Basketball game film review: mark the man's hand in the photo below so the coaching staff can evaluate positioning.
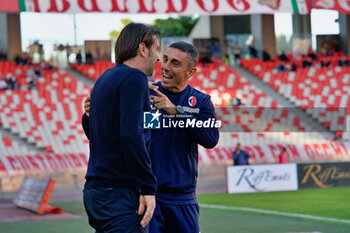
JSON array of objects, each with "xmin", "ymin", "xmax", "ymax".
[
  {"xmin": 138, "ymin": 195, "xmax": 156, "ymax": 228},
  {"xmin": 84, "ymin": 96, "xmax": 90, "ymax": 117},
  {"xmin": 150, "ymin": 89, "xmax": 177, "ymax": 115}
]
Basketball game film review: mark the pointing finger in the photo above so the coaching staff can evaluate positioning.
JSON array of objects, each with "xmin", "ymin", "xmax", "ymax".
[{"xmin": 153, "ymin": 88, "xmax": 165, "ymax": 97}]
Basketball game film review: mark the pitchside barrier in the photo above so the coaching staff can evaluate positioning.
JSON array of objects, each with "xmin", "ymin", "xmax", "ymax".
[
  {"xmin": 298, "ymin": 162, "xmax": 350, "ymax": 189},
  {"xmin": 227, "ymin": 162, "xmax": 350, "ymax": 193},
  {"xmin": 13, "ymin": 178, "xmax": 56, "ymax": 214},
  {"xmin": 227, "ymin": 164, "xmax": 299, "ymax": 193}
]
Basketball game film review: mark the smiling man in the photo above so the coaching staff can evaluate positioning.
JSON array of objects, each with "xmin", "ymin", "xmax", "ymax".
[{"xmin": 147, "ymin": 41, "xmax": 219, "ymax": 233}]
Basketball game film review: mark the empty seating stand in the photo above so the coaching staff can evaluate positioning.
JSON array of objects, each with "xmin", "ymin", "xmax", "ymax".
[
  {"xmin": 71, "ymin": 61, "xmax": 115, "ymax": 81},
  {"xmin": 0, "ymin": 62, "xmax": 90, "ymax": 155},
  {"xmin": 241, "ymin": 55, "xmax": 349, "ymax": 135}
]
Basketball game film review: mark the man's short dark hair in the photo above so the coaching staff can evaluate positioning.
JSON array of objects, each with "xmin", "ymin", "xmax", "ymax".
[
  {"xmin": 115, "ymin": 23, "xmax": 160, "ymax": 64},
  {"xmin": 169, "ymin": 41, "xmax": 199, "ymax": 68}
]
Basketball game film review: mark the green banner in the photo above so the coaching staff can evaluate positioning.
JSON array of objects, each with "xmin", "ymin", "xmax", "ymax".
[
  {"xmin": 18, "ymin": 0, "xmax": 26, "ymax": 12},
  {"xmin": 291, "ymin": 0, "xmax": 299, "ymax": 14}
]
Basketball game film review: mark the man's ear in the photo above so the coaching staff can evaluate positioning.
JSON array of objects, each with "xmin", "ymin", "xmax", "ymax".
[
  {"xmin": 138, "ymin": 43, "xmax": 148, "ymax": 58},
  {"xmin": 187, "ymin": 67, "xmax": 197, "ymax": 79}
]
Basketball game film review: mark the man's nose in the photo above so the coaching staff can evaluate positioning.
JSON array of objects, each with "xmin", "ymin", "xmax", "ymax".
[{"xmin": 162, "ymin": 61, "xmax": 170, "ymax": 71}]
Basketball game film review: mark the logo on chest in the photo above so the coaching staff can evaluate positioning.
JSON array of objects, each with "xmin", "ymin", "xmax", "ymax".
[{"xmin": 188, "ymin": 96, "xmax": 197, "ymax": 107}]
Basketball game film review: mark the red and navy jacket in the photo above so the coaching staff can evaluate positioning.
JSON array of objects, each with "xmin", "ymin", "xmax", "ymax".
[{"xmin": 149, "ymin": 81, "xmax": 219, "ymax": 202}]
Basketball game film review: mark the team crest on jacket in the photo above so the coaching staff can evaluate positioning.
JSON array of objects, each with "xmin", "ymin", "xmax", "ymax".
[{"xmin": 188, "ymin": 96, "xmax": 197, "ymax": 107}]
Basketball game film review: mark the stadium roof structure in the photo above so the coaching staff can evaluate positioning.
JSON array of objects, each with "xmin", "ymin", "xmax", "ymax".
[{"xmin": 0, "ymin": 0, "xmax": 349, "ymax": 15}]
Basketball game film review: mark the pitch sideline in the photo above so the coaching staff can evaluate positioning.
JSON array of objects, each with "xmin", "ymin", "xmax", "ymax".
[{"xmin": 199, "ymin": 203, "xmax": 350, "ymax": 224}]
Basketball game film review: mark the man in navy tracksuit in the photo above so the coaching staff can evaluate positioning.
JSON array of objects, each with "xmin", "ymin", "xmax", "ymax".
[
  {"xmin": 82, "ymin": 23, "xmax": 161, "ymax": 233},
  {"xmin": 232, "ymin": 143, "xmax": 250, "ymax": 166},
  {"xmin": 148, "ymin": 42, "xmax": 219, "ymax": 233},
  {"xmin": 83, "ymin": 42, "xmax": 219, "ymax": 232}
]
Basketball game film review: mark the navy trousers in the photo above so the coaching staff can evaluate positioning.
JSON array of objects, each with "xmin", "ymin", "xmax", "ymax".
[
  {"xmin": 83, "ymin": 187, "xmax": 148, "ymax": 233},
  {"xmin": 149, "ymin": 200, "xmax": 200, "ymax": 233}
]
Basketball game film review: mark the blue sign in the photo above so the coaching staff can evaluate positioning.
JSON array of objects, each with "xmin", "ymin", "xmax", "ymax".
[{"xmin": 143, "ymin": 110, "xmax": 161, "ymax": 129}]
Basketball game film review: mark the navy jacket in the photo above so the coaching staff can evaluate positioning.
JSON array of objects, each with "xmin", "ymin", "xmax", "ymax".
[
  {"xmin": 149, "ymin": 82, "xmax": 219, "ymax": 201},
  {"xmin": 233, "ymin": 150, "xmax": 250, "ymax": 166},
  {"xmin": 82, "ymin": 64, "xmax": 157, "ymax": 195}
]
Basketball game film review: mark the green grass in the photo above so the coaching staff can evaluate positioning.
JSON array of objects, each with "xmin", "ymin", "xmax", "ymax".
[
  {"xmin": 1, "ymin": 188, "xmax": 350, "ymax": 233},
  {"xmin": 1, "ymin": 206, "xmax": 349, "ymax": 233},
  {"xmin": 197, "ymin": 186, "xmax": 350, "ymax": 220},
  {"xmin": 199, "ymin": 208, "xmax": 350, "ymax": 233},
  {"xmin": 50, "ymin": 201, "xmax": 86, "ymax": 215},
  {"xmin": 0, "ymin": 219, "xmax": 92, "ymax": 233},
  {"xmin": 0, "ymin": 201, "xmax": 91, "ymax": 233}
]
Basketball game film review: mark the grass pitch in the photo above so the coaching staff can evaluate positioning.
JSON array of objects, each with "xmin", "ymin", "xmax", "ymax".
[
  {"xmin": 197, "ymin": 186, "xmax": 350, "ymax": 220},
  {"xmin": 0, "ymin": 187, "xmax": 349, "ymax": 233}
]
